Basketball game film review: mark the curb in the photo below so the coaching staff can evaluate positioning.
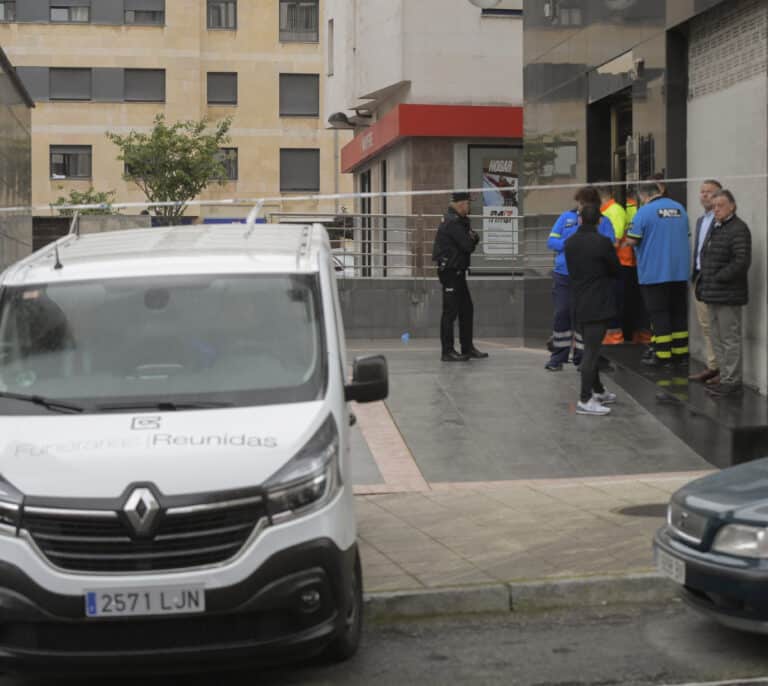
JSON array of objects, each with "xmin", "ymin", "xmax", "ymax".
[{"xmin": 364, "ymin": 573, "xmax": 679, "ymax": 622}]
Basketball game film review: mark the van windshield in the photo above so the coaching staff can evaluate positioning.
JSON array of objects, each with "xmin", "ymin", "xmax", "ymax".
[{"xmin": 0, "ymin": 274, "xmax": 326, "ymax": 413}]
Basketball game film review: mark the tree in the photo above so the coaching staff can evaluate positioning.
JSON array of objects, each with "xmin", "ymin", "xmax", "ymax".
[
  {"xmin": 107, "ymin": 114, "xmax": 232, "ymax": 223},
  {"xmin": 52, "ymin": 187, "xmax": 118, "ymax": 216}
]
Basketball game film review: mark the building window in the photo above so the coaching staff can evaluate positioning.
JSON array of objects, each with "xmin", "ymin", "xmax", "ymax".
[
  {"xmin": 124, "ymin": 69, "xmax": 165, "ymax": 102},
  {"xmin": 0, "ymin": 1, "xmax": 16, "ymax": 21},
  {"xmin": 213, "ymin": 148, "xmax": 238, "ymax": 181},
  {"xmin": 125, "ymin": 10, "xmax": 164, "ymax": 24},
  {"xmin": 327, "ymin": 18, "xmax": 334, "ymax": 76},
  {"xmin": 207, "ymin": 72, "xmax": 238, "ymax": 105},
  {"xmin": 50, "ymin": 68, "xmax": 92, "ymax": 101},
  {"xmin": 207, "ymin": 0, "xmax": 236, "ymax": 29},
  {"xmin": 280, "ymin": 0, "xmax": 318, "ymax": 42},
  {"xmin": 50, "ymin": 145, "xmax": 92, "ymax": 179},
  {"xmin": 279, "ymin": 74, "xmax": 319, "ymax": 117},
  {"xmin": 50, "ymin": 5, "xmax": 90, "ymax": 22},
  {"xmin": 280, "ymin": 149, "xmax": 320, "ymax": 192}
]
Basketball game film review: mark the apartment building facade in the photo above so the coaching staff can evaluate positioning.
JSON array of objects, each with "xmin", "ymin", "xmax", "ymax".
[{"xmin": 0, "ymin": 0, "xmax": 349, "ymax": 222}]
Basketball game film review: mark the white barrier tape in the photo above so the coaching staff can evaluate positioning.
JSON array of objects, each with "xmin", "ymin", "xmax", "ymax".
[{"xmin": 1, "ymin": 172, "xmax": 767, "ymax": 215}]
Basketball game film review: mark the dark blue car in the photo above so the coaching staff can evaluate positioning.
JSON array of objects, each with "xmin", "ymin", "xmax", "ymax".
[{"xmin": 654, "ymin": 460, "xmax": 768, "ymax": 632}]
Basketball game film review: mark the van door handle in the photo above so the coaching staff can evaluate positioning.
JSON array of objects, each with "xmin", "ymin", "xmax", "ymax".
[{"xmin": 349, "ymin": 412, "xmax": 357, "ymax": 427}]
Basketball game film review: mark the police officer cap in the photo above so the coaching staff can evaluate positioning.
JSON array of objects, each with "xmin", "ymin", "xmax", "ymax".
[{"xmin": 452, "ymin": 192, "xmax": 471, "ymax": 202}]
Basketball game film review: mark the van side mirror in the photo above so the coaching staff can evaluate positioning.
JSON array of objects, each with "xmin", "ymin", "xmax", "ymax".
[{"xmin": 345, "ymin": 355, "xmax": 388, "ymax": 403}]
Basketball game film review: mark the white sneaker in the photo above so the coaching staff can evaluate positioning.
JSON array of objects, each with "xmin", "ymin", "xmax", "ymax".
[
  {"xmin": 593, "ymin": 390, "xmax": 617, "ymax": 405},
  {"xmin": 577, "ymin": 398, "xmax": 611, "ymax": 416}
]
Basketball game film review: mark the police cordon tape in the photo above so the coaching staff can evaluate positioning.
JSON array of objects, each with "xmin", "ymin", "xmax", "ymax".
[{"xmin": 0, "ymin": 172, "xmax": 767, "ymax": 217}]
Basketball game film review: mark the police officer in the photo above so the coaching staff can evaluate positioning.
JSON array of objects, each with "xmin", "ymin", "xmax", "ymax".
[
  {"xmin": 432, "ymin": 192, "xmax": 488, "ymax": 362},
  {"xmin": 625, "ymin": 181, "xmax": 691, "ymax": 367}
]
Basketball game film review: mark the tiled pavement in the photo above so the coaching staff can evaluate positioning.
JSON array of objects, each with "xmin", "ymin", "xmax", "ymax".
[
  {"xmin": 347, "ymin": 339, "xmax": 714, "ymax": 594},
  {"xmin": 356, "ymin": 474, "xmax": 709, "ymax": 592}
]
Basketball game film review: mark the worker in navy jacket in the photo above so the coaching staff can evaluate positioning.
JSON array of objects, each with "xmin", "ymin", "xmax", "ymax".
[{"xmin": 545, "ymin": 186, "xmax": 615, "ymax": 371}]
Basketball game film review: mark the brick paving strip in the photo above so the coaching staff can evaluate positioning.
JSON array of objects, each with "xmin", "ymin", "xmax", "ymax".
[{"xmin": 356, "ymin": 472, "xmax": 712, "ymax": 595}]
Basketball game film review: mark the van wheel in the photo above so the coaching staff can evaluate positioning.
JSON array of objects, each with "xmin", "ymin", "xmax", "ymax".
[{"xmin": 323, "ymin": 552, "xmax": 363, "ymax": 663}]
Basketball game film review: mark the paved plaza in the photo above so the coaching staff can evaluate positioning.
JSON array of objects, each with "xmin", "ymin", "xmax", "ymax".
[{"xmin": 348, "ymin": 339, "xmax": 712, "ymax": 593}]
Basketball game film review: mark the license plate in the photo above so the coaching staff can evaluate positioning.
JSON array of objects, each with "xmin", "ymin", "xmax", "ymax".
[
  {"xmin": 85, "ymin": 586, "xmax": 205, "ymax": 618},
  {"xmin": 656, "ymin": 548, "xmax": 686, "ymax": 585}
]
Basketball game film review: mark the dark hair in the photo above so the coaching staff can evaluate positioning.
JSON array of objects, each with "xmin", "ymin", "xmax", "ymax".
[
  {"xmin": 579, "ymin": 203, "xmax": 601, "ymax": 227},
  {"xmin": 713, "ymin": 189, "xmax": 737, "ymax": 206},
  {"xmin": 574, "ymin": 186, "xmax": 600, "ymax": 206},
  {"xmin": 703, "ymin": 179, "xmax": 723, "ymax": 190},
  {"xmin": 636, "ymin": 181, "xmax": 661, "ymax": 198}
]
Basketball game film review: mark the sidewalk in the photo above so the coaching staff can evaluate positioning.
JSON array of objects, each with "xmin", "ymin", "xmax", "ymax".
[
  {"xmin": 356, "ymin": 472, "xmax": 707, "ymax": 593},
  {"xmin": 347, "ymin": 339, "xmax": 713, "ymax": 612}
]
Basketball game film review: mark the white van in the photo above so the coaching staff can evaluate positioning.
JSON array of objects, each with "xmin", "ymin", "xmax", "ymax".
[{"xmin": 0, "ymin": 223, "xmax": 387, "ymax": 672}]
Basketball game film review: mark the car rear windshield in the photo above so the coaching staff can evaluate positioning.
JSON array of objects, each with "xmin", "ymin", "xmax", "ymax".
[{"xmin": 0, "ymin": 273, "xmax": 326, "ymax": 412}]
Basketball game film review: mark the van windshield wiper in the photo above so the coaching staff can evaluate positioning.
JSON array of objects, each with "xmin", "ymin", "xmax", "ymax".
[
  {"xmin": 96, "ymin": 401, "xmax": 235, "ymax": 412},
  {"xmin": 0, "ymin": 391, "xmax": 84, "ymax": 414}
]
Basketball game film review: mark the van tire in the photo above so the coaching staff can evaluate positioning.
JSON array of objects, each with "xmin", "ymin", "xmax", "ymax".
[{"xmin": 323, "ymin": 551, "xmax": 363, "ymax": 663}]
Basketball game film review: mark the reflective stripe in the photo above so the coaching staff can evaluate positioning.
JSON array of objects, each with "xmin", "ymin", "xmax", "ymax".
[
  {"xmin": 657, "ymin": 351, "xmax": 672, "ymax": 359},
  {"xmin": 573, "ymin": 341, "xmax": 584, "ymax": 350},
  {"xmin": 549, "ymin": 233, "xmax": 562, "ymax": 238},
  {"xmin": 671, "ymin": 332, "xmax": 689, "ymax": 340},
  {"xmin": 655, "ymin": 335, "xmax": 673, "ymax": 344},
  {"xmin": 672, "ymin": 346, "xmax": 690, "ymax": 355},
  {"xmin": 553, "ymin": 331, "xmax": 573, "ymax": 339}
]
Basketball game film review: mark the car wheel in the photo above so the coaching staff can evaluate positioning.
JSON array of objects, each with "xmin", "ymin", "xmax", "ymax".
[{"xmin": 323, "ymin": 552, "xmax": 363, "ymax": 663}]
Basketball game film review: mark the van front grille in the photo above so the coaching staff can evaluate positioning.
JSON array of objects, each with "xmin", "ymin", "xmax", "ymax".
[{"xmin": 21, "ymin": 495, "xmax": 267, "ymax": 573}]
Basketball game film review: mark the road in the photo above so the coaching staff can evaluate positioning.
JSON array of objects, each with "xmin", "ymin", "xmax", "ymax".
[{"xmin": 9, "ymin": 602, "xmax": 768, "ymax": 686}]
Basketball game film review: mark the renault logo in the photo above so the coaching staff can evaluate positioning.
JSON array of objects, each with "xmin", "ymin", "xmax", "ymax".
[{"xmin": 123, "ymin": 488, "xmax": 160, "ymax": 537}]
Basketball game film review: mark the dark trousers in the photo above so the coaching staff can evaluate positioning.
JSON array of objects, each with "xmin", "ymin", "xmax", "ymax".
[
  {"xmin": 580, "ymin": 321, "xmax": 608, "ymax": 402},
  {"xmin": 641, "ymin": 282, "xmax": 688, "ymax": 360},
  {"xmin": 549, "ymin": 272, "xmax": 583, "ymax": 366},
  {"xmin": 440, "ymin": 270, "xmax": 474, "ymax": 354},
  {"xmin": 620, "ymin": 266, "xmax": 649, "ymax": 338}
]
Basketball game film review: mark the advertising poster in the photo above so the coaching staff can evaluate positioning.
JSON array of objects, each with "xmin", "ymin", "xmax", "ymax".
[{"xmin": 482, "ymin": 159, "xmax": 519, "ymax": 256}]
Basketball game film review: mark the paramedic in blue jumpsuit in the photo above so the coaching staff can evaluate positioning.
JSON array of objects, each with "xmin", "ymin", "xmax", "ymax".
[
  {"xmin": 625, "ymin": 181, "xmax": 691, "ymax": 367},
  {"xmin": 545, "ymin": 186, "xmax": 616, "ymax": 371}
]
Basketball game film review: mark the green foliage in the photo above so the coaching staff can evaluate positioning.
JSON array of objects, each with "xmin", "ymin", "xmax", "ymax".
[
  {"xmin": 107, "ymin": 114, "xmax": 232, "ymax": 221},
  {"xmin": 52, "ymin": 187, "xmax": 118, "ymax": 216}
]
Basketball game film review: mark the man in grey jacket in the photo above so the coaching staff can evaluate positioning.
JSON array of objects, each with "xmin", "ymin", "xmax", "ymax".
[{"xmin": 697, "ymin": 190, "xmax": 752, "ymax": 397}]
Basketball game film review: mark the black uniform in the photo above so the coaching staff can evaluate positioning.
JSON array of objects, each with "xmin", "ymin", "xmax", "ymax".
[{"xmin": 432, "ymin": 207, "xmax": 479, "ymax": 355}]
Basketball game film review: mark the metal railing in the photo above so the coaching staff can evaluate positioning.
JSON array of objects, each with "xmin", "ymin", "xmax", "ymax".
[{"xmin": 268, "ymin": 211, "xmax": 556, "ymax": 278}]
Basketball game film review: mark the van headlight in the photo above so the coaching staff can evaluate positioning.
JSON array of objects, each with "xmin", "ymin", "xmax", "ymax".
[
  {"xmin": 265, "ymin": 415, "xmax": 341, "ymax": 524},
  {"xmin": 712, "ymin": 524, "xmax": 768, "ymax": 558}
]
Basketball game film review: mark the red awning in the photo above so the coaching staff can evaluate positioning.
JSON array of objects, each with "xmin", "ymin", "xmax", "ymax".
[{"xmin": 341, "ymin": 104, "xmax": 523, "ymax": 173}]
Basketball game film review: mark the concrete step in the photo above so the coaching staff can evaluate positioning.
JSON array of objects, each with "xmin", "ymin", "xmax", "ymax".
[{"xmin": 604, "ymin": 345, "xmax": 768, "ymax": 468}]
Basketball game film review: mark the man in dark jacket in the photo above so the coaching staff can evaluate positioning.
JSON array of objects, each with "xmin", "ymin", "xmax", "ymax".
[
  {"xmin": 564, "ymin": 204, "xmax": 621, "ymax": 416},
  {"xmin": 697, "ymin": 190, "xmax": 751, "ymax": 397},
  {"xmin": 432, "ymin": 192, "xmax": 488, "ymax": 362}
]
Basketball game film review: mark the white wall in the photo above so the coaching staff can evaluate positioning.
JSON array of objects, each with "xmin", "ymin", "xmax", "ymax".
[
  {"xmin": 323, "ymin": 0, "xmax": 523, "ymax": 122},
  {"xmin": 403, "ymin": 1, "xmax": 523, "ymax": 105},
  {"xmin": 687, "ymin": 74, "xmax": 768, "ymax": 393}
]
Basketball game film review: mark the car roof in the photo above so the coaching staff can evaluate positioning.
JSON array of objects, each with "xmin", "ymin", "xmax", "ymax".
[{"xmin": 1, "ymin": 223, "xmax": 330, "ymax": 286}]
